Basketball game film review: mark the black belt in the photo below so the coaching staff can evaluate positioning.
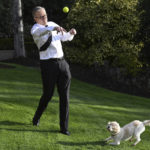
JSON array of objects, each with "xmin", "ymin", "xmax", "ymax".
[
  {"xmin": 49, "ymin": 57, "xmax": 64, "ymax": 61},
  {"xmin": 40, "ymin": 57, "xmax": 64, "ymax": 62}
]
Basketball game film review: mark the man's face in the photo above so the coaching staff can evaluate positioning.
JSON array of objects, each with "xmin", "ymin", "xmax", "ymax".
[{"xmin": 34, "ymin": 8, "xmax": 47, "ymax": 26}]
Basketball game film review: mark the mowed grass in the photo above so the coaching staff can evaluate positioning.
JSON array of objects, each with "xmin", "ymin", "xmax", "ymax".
[{"xmin": 0, "ymin": 62, "xmax": 150, "ymax": 150}]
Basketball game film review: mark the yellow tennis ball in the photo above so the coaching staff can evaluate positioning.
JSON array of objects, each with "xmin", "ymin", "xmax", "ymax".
[{"xmin": 63, "ymin": 7, "xmax": 69, "ymax": 13}]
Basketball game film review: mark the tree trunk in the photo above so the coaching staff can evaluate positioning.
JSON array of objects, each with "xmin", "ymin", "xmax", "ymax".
[{"xmin": 13, "ymin": 0, "xmax": 25, "ymax": 57}]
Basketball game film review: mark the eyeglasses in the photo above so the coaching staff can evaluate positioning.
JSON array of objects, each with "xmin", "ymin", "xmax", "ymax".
[{"xmin": 35, "ymin": 15, "xmax": 47, "ymax": 20}]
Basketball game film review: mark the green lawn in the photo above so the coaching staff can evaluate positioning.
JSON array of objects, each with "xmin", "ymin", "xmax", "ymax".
[{"xmin": 0, "ymin": 62, "xmax": 150, "ymax": 150}]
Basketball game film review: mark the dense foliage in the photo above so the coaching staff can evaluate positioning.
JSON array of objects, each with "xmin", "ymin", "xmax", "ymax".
[
  {"xmin": 0, "ymin": 0, "xmax": 13, "ymax": 36},
  {"xmin": 0, "ymin": 0, "xmax": 150, "ymax": 74},
  {"xmin": 63, "ymin": 0, "xmax": 143, "ymax": 73},
  {"xmin": 138, "ymin": 0, "xmax": 150, "ymax": 64}
]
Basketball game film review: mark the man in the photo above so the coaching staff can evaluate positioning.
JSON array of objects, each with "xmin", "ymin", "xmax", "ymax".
[{"xmin": 31, "ymin": 6, "xmax": 76, "ymax": 135}]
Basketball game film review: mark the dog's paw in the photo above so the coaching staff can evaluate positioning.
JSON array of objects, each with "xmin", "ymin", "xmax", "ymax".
[{"xmin": 109, "ymin": 142, "xmax": 120, "ymax": 146}]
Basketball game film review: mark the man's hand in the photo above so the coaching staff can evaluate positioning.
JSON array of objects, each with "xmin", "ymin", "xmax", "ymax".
[
  {"xmin": 54, "ymin": 27, "xmax": 67, "ymax": 34},
  {"xmin": 69, "ymin": 28, "xmax": 77, "ymax": 35}
]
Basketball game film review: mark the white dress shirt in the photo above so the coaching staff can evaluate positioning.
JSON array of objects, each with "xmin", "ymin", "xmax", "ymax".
[{"xmin": 31, "ymin": 21, "xmax": 74, "ymax": 60}]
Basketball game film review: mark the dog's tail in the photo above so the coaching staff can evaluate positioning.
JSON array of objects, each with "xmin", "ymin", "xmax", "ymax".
[{"xmin": 143, "ymin": 120, "xmax": 150, "ymax": 126}]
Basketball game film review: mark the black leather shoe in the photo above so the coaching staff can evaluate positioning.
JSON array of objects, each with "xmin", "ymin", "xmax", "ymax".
[
  {"xmin": 60, "ymin": 130, "xmax": 70, "ymax": 136},
  {"xmin": 32, "ymin": 119, "xmax": 40, "ymax": 126}
]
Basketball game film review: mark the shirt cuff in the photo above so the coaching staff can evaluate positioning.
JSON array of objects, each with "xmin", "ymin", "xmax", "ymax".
[{"xmin": 47, "ymin": 26, "xmax": 55, "ymax": 31}]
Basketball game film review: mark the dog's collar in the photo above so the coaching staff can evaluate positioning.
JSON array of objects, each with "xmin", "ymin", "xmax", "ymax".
[
  {"xmin": 110, "ymin": 128, "xmax": 121, "ymax": 136},
  {"xmin": 111, "ymin": 132, "xmax": 119, "ymax": 136}
]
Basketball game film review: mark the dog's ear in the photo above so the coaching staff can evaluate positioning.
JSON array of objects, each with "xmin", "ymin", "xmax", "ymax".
[{"xmin": 114, "ymin": 121, "xmax": 120, "ymax": 127}]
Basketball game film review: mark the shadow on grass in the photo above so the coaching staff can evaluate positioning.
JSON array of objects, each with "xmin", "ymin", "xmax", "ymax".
[
  {"xmin": 0, "ymin": 120, "xmax": 58, "ymax": 133},
  {"xmin": 0, "ymin": 127, "xmax": 58, "ymax": 133},
  {"xmin": 58, "ymin": 140, "xmax": 107, "ymax": 146},
  {"xmin": 0, "ymin": 121, "xmax": 27, "ymax": 126}
]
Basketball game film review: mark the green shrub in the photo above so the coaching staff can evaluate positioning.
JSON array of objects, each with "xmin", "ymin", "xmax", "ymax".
[
  {"xmin": 64, "ymin": 0, "xmax": 143, "ymax": 73},
  {"xmin": 0, "ymin": 38, "xmax": 13, "ymax": 50}
]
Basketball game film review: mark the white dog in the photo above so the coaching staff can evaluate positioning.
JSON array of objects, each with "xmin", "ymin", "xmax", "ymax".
[{"xmin": 105, "ymin": 120, "xmax": 150, "ymax": 146}]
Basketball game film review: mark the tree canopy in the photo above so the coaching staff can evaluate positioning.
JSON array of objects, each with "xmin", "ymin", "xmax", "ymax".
[
  {"xmin": 63, "ymin": 0, "xmax": 146, "ymax": 73},
  {"xmin": 0, "ymin": 0, "xmax": 150, "ymax": 74},
  {"xmin": 0, "ymin": 0, "xmax": 13, "ymax": 36}
]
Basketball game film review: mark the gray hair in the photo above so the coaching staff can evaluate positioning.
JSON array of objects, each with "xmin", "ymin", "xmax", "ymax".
[{"xmin": 32, "ymin": 6, "xmax": 45, "ymax": 17}]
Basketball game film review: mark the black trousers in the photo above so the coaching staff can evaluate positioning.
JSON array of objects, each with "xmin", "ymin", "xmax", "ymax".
[{"xmin": 33, "ymin": 58, "xmax": 71, "ymax": 131}]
